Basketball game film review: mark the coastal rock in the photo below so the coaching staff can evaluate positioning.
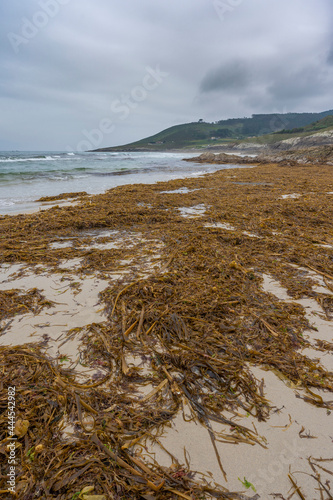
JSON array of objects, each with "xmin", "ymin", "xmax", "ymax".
[
  {"xmin": 271, "ymin": 130, "xmax": 333, "ymax": 151},
  {"xmin": 186, "ymin": 145, "xmax": 333, "ymax": 166},
  {"xmin": 195, "ymin": 152, "xmax": 216, "ymax": 162},
  {"xmin": 186, "ymin": 152, "xmax": 259, "ymax": 164},
  {"xmin": 233, "ymin": 141, "xmax": 267, "ymax": 150}
]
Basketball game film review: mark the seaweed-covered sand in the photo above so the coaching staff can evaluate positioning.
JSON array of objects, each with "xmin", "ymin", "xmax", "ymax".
[{"xmin": 0, "ymin": 161, "xmax": 333, "ymax": 499}]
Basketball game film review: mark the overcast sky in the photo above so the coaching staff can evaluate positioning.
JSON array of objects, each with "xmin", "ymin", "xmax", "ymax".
[{"xmin": 1, "ymin": 0, "xmax": 333, "ymax": 151}]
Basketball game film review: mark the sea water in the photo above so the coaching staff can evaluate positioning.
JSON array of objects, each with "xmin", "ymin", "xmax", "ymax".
[{"xmin": 0, "ymin": 151, "xmax": 246, "ymax": 215}]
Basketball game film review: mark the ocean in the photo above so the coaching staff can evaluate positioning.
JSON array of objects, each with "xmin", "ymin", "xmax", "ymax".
[{"xmin": 0, "ymin": 151, "xmax": 245, "ymax": 215}]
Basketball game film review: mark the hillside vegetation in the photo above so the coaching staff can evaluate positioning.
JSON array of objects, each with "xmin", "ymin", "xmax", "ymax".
[
  {"xmin": 245, "ymin": 115, "xmax": 333, "ymax": 146},
  {"xmin": 93, "ymin": 110, "xmax": 333, "ymax": 151}
]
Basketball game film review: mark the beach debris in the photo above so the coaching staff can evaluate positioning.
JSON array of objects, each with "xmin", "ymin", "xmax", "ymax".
[
  {"xmin": 79, "ymin": 486, "xmax": 106, "ymax": 500},
  {"xmin": 0, "ymin": 161, "xmax": 333, "ymax": 498},
  {"xmin": 0, "ymin": 288, "xmax": 53, "ymax": 323},
  {"xmin": 36, "ymin": 191, "xmax": 88, "ymax": 202},
  {"xmin": 238, "ymin": 477, "xmax": 256, "ymax": 492},
  {"xmin": 14, "ymin": 419, "xmax": 29, "ymax": 438}
]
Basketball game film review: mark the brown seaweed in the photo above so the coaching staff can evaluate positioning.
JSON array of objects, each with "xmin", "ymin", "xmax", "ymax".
[
  {"xmin": 36, "ymin": 192, "xmax": 89, "ymax": 202},
  {"xmin": 0, "ymin": 161, "xmax": 333, "ymax": 498}
]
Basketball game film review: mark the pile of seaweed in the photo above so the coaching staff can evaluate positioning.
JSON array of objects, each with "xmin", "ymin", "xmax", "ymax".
[
  {"xmin": 1, "ymin": 161, "xmax": 333, "ymax": 498},
  {"xmin": 37, "ymin": 192, "xmax": 89, "ymax": 202},
  {"xmin": 1, "ymin": 343, "xmax": 266, "ymax": 500},
  {"xmin": 0, "ymin": 289, "xmax": 53, "ymax": 334}
]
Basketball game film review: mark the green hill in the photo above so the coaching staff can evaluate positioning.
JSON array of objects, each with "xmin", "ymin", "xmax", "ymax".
[
  {"xmin": 93, "ymin": 110, "xmax": 333, "ymax": 151},
  {"xmin": 244, "ymin": 115, "xmax": 333, "ymax": 146}
]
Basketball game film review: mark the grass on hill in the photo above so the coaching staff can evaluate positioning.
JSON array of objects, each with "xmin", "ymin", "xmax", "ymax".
[
  {"xmin": 244, "ymin": 115, "xmax": 333, "ymax": 146},
  {"xmin": 93, "ymin": 111, "xmax": 333, "ymax": 151}
]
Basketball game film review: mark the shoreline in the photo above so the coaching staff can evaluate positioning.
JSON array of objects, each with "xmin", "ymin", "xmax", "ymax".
[
  {"xmin": 1, "ymin": 162, "xmax": 333, "ymax": 498},
  {"xmin": 0, "ymin": 154, "xmax": 253, "ymax": 217},
  {"xmin": 2, "ymin": 198, "xmax": 82, "ymax": 216}
]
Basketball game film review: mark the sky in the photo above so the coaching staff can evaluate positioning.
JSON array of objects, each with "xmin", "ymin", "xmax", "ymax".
[{"xmin": 1, "ymin": 0, "xmax": 333, "ymax": 151}]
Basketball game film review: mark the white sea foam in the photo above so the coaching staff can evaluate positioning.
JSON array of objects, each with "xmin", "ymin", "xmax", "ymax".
[
  {"xmin": 0, "ymin": 156, "xmax": 59, "ymax": 163},
  {"xmin": 0, "ymin": 200, "xmax": 15, "ymax": 207}
]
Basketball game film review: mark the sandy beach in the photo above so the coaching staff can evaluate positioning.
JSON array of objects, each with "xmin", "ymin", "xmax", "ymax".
[{"xmin": 1, "ymin": 160, "xmax": 333, "ymax": 499}]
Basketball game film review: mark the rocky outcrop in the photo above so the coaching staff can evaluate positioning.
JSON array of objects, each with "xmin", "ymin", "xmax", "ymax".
[
  {"xmin": 271, "ymin": 130, "xmax": 333, "ymax": 151},
  {"xmin": 185, "ymin": 145, "xmax": 333, "ymax": 166},
  {"xmin": 203, "ymin": 128, "xmax": 333, "ymax": 156},
  {"xmin": 232, "ymin": 142, "xmax": 267, "ymax": 151},
  {"xmin": 186, "ymin": 152, "xmax": 257, "ymax": 164}
]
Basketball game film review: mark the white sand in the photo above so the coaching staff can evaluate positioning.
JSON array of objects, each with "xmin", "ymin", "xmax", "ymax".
[
  {"xmin": 280, "ymin": 193, "xmax": 302, "ymax": 199},
  {"xmin": 178, "ymin": 204, "xmax": 208, "ymax": 217},
  {"xmin": 1, "ymin": 222, "xmax": 332, "ymax": 497},
  {"xmin": 138, "ymin": 268, "xmax": 333, "ymax": 498},
  {"xmin": 0, "ymin": 230, "xmax": 164, "ymax": 381}
]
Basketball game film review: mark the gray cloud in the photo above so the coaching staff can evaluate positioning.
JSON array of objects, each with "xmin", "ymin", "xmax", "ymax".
[
  {"xmin": 267, "ymin": 65, "xmax": 331, "ymax": 102},
  {"xmin": 0, "ymin": 0, "xmax": 333, "ymax": 150},
  {"xmin": 200, "ymin": 60, "xmax": 250, "ymax": 93},
  {"xmin": 327, "ymin": 48, "xmax": 333, "ymax": 65}
]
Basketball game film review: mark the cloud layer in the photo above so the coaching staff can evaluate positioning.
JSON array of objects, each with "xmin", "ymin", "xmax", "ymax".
[{"xmin": 1, "ymin": 0, "xmax": 332, "ymax": 149}]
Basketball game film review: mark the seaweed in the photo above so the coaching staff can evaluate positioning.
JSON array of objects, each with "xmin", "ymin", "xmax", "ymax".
[
  {"xmin": 0, "ymin": 345, "xmax": 259, "ymax": 499},
  {"xmin": 0, "ymin": 161, "xmax": 333, "ymax": 498},
  {"xmin": 36, "ymin": 192, "xmax": 89, "ymax": 202},
  {"xmin": 0, "ymin": 288, "xmax": 53, "ymax": 332}
]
